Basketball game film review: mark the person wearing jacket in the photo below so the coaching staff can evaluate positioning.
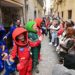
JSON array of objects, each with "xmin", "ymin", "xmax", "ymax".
[
  {"xmin": 49, "ymin": 18, "xmax": 60, "ymax": 46},
  {"xmin": 9, "ymin": 27, "xmax": 42, "ymax": 75},
  {"xmin": 0, "ymin": 25, "xmax": 8, "ymax": 72},
  {"xmin": 3, "ymin": 20, "xmax": 23, "ymax": 49},
  {"xmin": 3, "ymin": 22, "xmax": 16, "ymax": 49},
  {"xmin": 25, "ymin": 21, "xmax": 43, "ymax": 73}
]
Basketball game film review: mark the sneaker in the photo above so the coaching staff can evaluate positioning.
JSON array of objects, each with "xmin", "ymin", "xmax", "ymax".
[
  {"xmin": 35, "ymin": 67, "xmax": 39, "ymax": 73},
  {"xmin": 54, "ymin": 44, "xmax": 57, "ymax": 47},
  {"xmin": 49, "ymin": 42, "xmax": 52, "ymax": 45},
  {"xmin": 32, "ymin": 66, "xmax": 39, "ymax": 73}
]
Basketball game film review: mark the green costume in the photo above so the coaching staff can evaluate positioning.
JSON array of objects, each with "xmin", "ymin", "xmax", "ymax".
[{"xmin": 25, "ymin": 21, "xmax": 40, "ymax": 72}]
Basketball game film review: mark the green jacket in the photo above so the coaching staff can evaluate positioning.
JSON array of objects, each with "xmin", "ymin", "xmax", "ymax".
[
  {"xmin": 25, "ymin": 21, "xmax": 40, "ymax": 64},
  {"xmin": 25, "ymin": 21, "xmax": 39, "ymax": 41}
]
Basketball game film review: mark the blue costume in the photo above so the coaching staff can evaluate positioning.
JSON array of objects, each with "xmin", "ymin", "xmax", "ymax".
[
  {"xmin": 0, "ymin": 25, "xmax": 16, "ymax": 75},
  {"xmin": 0, "ymin": 25, "xmax": 8, "ymax": 72},
  {"xmin": 6, "ymin": 25, "xmax": 16, "ymax": 38},
  {"xmin": 5, "ymin": 25, "xmax": 16, "ymax": 49},
  {"xmin": 4, "ymin": 57, "xmax": 16, "ymax": 75}
]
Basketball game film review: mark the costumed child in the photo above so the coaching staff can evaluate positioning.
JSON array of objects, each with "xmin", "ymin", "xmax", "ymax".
[
  {"xmin": 0, "ymin": 25, "xmax": 16, "ymax": 75},
  {"xmin": 35, "ymin": 18, "xmax": 43, "ymax": 62},
  {"xmin": 0, "ymin": 25, "xmax": 8, "ymax": 72},
  {"xmin": 3, "ymin": 54, "xmax": 16, "ymax": 75},
  {"xmin": 3, "ymin": 21, "xmax": 16, "ymax": 49},
  {"xmin": 9, "ymin": 27, "xmax": 42, "ymax": 75},
  {"xmin": 49, "ymin": 18, "xmax": 60, "ymax": 46},
  {"xmin": 25, "ymin": 21, "xmax": 43, "ymax": 73}
]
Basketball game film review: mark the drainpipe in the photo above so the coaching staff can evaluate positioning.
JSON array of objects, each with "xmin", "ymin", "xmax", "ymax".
[{"xmin": 24, "ymin": 0, "xmax": 28, "ymax": 24}]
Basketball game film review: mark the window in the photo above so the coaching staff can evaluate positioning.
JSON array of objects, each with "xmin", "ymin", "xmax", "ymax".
[
  {"xmin": 68, "ymin": 10, "xmax": 72, "ymax": 19},
  {"xmin": 34, "ymin": 10, "xmax": 36, "ymax": 19},
  {"xmin": 58, "ymin": 12, "xmax": 59, "ymax": 17}
]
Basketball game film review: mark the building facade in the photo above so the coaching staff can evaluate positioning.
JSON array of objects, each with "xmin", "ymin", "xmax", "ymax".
[
  {"xmin": 0, "ymin": 0, "xmax": 44, "ymax": 27},
  {"xmin": 25, "ymin": 0, "xmax": 44, "ymax": 21},
  {"xmin": 52, "ymin": 0, "xmax": 75, "ymax": 21},
  {"xmin": 0, "ymin": 0, "xmax": 26, "ymax": 27}
]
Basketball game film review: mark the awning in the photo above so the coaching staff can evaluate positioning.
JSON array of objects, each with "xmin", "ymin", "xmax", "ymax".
[{"xmin": 0, "ymin": 0, "xmax": 23, "ymax": 7}]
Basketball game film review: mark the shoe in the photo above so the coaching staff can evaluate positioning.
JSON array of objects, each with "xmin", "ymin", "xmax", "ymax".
[
  {"xmin": 32, "ymin": 66, "xmax": 39, "ymax": 73},
  {"xmin": 35, "ymin": 67, "xmax": 39, "ymax": 73},
  {"xmin": 54, "ymin": 44, "xmax": 57, "ymax": 47},
  {"xmin": 49, "ymin": 42, "xmax": 52, "ymax": 45}
]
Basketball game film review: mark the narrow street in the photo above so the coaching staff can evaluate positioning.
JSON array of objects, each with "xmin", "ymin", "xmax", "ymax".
[
  {"xmin": 1, "ymin": 0, "xmax": 75, "ymax": 75},
  {"xmin": 34, "ymin": 36, "xmax": 58, "ymax": 75},
  {"xmin": 1, "ymin": 36, "xmax": 58, "ymax": 75}
]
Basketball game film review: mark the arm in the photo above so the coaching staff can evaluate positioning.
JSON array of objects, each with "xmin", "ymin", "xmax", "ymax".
[
  {"xmin": 52, "ymin": 26, "xmax": 60, "ymax": 30},
  {"xmin": 10, "ymin": 44, "xmax": 17, "ymax": 59},
  {"xmin": 50, "ymin": 25, "xmax": 60, "ymax": 30},
  {"xmin": 5, "ymin": 26, "xmax": 16, "ymax": 38},
  {"xmin": 29, "ymin": 40, "xmax": 41, "ymax": 47}
]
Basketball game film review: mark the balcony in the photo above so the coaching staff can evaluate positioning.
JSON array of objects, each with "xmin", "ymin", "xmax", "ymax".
[
  {"xmin": 11, "ymin": 0, "xmax": 24, "ymax": 4},
  {"xmin": 0, "ymin": 0, "xmax": 23, "ymax": 7}
]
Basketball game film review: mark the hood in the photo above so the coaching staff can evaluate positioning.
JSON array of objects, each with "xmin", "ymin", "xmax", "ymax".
[
  {"xmin": 12, "ymin": 27, "xmax": 28, "ymax": 46},
  {"xmin": 35, "ymin": 18, "xmax": 43, "ymax": 28},
  {"xmin": 25, "ymin": 21, "xmax": 36, "ymax": 32}
]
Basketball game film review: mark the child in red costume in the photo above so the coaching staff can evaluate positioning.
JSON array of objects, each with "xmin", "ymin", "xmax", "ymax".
[
  {"xmin": 10, "ymin": 27, "xmax": 42, "ymax": 75},
  {"xmin": 35, "ymin": 18, "xmax": 43, "ymax": 61}
]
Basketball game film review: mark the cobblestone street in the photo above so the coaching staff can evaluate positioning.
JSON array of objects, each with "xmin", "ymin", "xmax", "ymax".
[{"xmin": 34, "ymin": 36, "xmax": 58, "ymax": 75}]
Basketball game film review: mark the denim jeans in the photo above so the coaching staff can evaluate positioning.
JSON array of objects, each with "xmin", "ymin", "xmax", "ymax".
[{"xmin": 51, "ymin": 32, "xmax": 57, "ymax": 43}]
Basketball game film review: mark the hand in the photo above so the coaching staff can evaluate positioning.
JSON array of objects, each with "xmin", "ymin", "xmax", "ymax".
[
  {"xmin": 17, "ymin": 63, "xmax": 24, "ymax": 71},
  {"xmin": 3, "ymin": 36, "xmax": 7, "ymax": 40},
  {"xmin": 2, "ymin": 53, "xmax": 8, "ymax": 60},
  {"xmin": 39, "ymin": 35, "xmax": 43, "ymax": 41},
  {"xmin": 9, "ymin": 57, "xmax": 14, "ymax": 62}
]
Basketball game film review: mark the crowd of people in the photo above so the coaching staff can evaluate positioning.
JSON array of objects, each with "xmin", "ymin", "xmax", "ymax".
[
  {"xmin": 0, "ymin": 14, "xmax": 75, "ymax": 75},
  {"xmin": 47, "ymin": 15, "xmax": 75, "ymax": 75},
  {"xmin": 0, "ymin": 18, "xmax": 48, "ymax": 75}
]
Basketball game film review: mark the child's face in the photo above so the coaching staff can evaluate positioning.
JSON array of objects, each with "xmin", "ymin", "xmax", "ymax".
[
  {"xmin": 18, "ymin": 34, "xmax": 25, "ymax": 42},
  {"xmin": 53, "ymin": 20, "xmax": 58, "ymax": 26},
  {"xmin": 33, "ymin": 24, "xmax": 38, "ymax": 31}
]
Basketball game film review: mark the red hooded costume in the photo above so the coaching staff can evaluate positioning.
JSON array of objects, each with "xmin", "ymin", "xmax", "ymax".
[
  {"xmin": 35, "ymin": 18, "xmax": 43, "ymax": 61},
  {"xmin": 10, "ymin": 27, "xmax": 41, "ymax": 75},
  {"xmin": 35, "ymin": 18, "xmax": 43, "ymax": 36}
]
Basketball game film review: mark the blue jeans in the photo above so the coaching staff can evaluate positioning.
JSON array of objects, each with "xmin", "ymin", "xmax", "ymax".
[{"xmin": 51, "ymin": 32, "xmax": 57, "ymax": 43}]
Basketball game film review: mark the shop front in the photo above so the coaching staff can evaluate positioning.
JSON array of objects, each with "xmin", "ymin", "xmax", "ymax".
[{"xmin": 0, "ymin": 0, "xmax": 24, "ymax": 28}]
